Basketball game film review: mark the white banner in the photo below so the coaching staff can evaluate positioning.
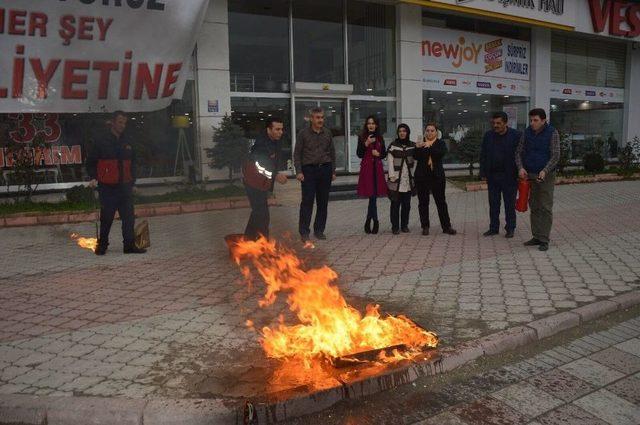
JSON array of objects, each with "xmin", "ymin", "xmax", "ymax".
[
  {"xmin": 422, "ymin": 27, "xmax": 531, "ymax": 96},
  {"xmin": 0, "ymin": 0, "xmax": 209, "ymax": 113}
]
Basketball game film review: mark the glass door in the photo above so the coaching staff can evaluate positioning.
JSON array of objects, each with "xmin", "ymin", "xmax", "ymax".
[{"xmin": 294, "ymin": 99, "xmax": 347, "ymax": 171}]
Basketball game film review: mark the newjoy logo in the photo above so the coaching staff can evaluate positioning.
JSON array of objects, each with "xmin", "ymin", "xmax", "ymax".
[{"xmin": 422, "ymin": 37, "xmax": 482, "ymax": 68}]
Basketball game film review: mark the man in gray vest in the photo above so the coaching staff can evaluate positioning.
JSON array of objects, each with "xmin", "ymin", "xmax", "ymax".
[{"xmin": 516, "ymin": 108, "xmax": 560, "ymax": 252}]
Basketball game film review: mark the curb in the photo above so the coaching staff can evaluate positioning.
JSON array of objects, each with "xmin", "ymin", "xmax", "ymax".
[
  {"xmin": 464, "ymin": 172, "xmax": 640, "ymax": 191},
  {"xmin": 1, "ymin": 290, "xmax": 639, "ymax": 424},
  {"xmin": 0, "ymin": 198, "xmax": 278, "ymax": 229}
]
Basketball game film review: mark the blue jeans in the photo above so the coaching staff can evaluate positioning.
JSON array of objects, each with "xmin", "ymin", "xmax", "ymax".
[
  {"xmin": 367, "ymin": 196, "xmax": 378, "ymax": 221},
  {"xmin": 487, "ymin": 172, "xmax": 517, "ymax": 232},
  {"xmin": 299, "ymin": 163, "xmax": 332, "ymax": 236}
]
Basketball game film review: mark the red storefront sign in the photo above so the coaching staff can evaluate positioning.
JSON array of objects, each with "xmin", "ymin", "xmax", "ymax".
[{"xmin": 589, "ymin": 0, "xmax": 640, "ymax": 38}]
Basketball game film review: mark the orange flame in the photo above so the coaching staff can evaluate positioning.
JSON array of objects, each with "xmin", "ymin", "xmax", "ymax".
[
  {"xmin": 229, "ymin": 237, "xmax": 438, "ymax": 366},
  {"xmin": 70, "ymin": 233, "xmax": 98, "ymax": 252}
]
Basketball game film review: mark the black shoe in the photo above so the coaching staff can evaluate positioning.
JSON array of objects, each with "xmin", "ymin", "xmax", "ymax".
[
  {"xmin": 392, "ymin": 228, "xmax": 400, "ymax": 235},
  {"xmin": 443, "ymin": 228, "xmax": 457, "ymax": 235},
  {"xmin": 123, "ymin": 245, "xmax": 146, "ymax": 254},
  {"xmin": 401, "ymin": 227, "xmax": 410, "ymax": 233},
  {"xmin": 422, "ymin": 227, "xmax": 429, "ymax": 236},
  {"xmin": 538, "ymin": 242, "xmax": 549, "ymax": 251},
  {"xmin": 95, "ymin": 240, "xmax": 108, "ymax": 256},
  {"xmin": 364, "ymin": 218, "xmax": 372, "ymax": 234},
  {"xmin": 483, "ymin": 230, "xmax": 499, "ymax": 237},
  {"xmin": 372, "ymin": 220, "xmax": 379, "ymax": 234},
  {"xmin": 524, "ymin": 238, "xmax": 542, "ymax": 246},
  {"xmin": 301, "ymin": 234, "xmax": 310, "ymax": 243},
  {"xmin": 314, "ymin": 233, "xmax": 327, "ymax": 240},
  {"xmin": 505, "ymin": 230, "xmax": 515, "ymax": 239}
]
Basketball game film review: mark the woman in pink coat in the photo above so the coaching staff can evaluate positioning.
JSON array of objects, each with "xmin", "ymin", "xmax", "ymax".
[{"xmin": 356, "ymin": 115, "xmax": 388, "ymax": 234}]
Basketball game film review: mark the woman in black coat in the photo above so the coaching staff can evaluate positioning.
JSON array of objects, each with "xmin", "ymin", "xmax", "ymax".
[{"xmin": 414, "ymin": 122, "xmax": 457, "ymax": 236}]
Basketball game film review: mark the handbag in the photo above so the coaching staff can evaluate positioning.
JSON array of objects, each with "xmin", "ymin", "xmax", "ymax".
[
  {"xmin": 516, "ymin": 179, "xmax": 530, "ymax": 212},
  {"xmin": 134, "ymin": 220, "xmax": 150, "ymax": 249}
]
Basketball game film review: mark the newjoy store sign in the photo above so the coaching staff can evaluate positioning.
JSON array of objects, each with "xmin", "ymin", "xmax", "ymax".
[
  {"xmin": 0, "ymin": 0, "xmax": 209, "ymax": 113},
  {"xmin": 422, "ymin": 27, "xmax": 530, "ymax": 96}
]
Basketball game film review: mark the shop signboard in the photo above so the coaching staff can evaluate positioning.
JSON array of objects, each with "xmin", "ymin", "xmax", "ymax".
[
  {"xmin": 416, "ymin": 0, "xmax": 577, "ymax": 30},
  {"xmin": 422, "ymin": 27, "xmax": 530, "ymax": 96},
  {"xmin": 0, "ymin": 0, "xmax": 209, "ymax": 113}
]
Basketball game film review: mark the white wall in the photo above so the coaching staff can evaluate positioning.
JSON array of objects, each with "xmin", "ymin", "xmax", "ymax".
[
  {"xmin": 195, "ymin": 0, "xmax": 232, "ymax": 180},
  {"xmin": 396, "ymin": 3, "xmax": 424, "ymax": 136},
  {"xmin": 623, "ymin": 44, "xmax": 640, "ymax": 145}
]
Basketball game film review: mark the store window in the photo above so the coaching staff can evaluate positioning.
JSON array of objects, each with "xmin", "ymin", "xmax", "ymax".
[
  {"xmin": 229, "ymin": 0, "xmax": 290, "ymax": 93},
  {"xmin": 550, "ymin": 100, "xmax": 623, "ymax": 160},
  {"xmin": 347, "ymin": 1, "xmax": 395, "ymax": 96},
  {"xmin": 293, "ymin": 0, "xmax": 345, "ymax": 83},
  {"xmin": 349, "ymin": 100, "xmax": 396, "ymax": 172},
  {"xmin": 0, "ymin": 82, "xmax": 196, "ymax": 186},
  {"xmin": 551, "ymin": 33, "xmax": 626, "ymax": 88},
  {"xmin": 423, "ymin": 91, "xmax": 528, "ymax": 163},
  {"xmin": 230, "ymin": 97, "xmax": 292, "ymax": 168}
]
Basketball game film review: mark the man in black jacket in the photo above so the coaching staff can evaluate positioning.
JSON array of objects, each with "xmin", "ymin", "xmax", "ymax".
[
  {"xmin": 86, "ymin": 111, "xmax": 146, "ymax": 255},
  {"xmin": 243, "ymin": 117, "xmax": 288, "ymax": 240},
  {"xmin": 479, "ymin": 112, "xmax": 522, "ymax": 238}
]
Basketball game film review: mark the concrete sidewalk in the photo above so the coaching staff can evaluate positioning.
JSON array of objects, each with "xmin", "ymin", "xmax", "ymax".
[{"xmin": 0, "ymin": 181, "xmax": 639, "ymax": 422}]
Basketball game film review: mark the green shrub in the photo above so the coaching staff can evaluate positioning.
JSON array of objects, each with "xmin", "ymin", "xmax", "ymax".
[
  {"xmin": 582, "ymin": 152, "xmax": 605, "ymax": 174},
  {"xmin": 65, "ymin": 185, "xmax": 96, "ymax": 205}
]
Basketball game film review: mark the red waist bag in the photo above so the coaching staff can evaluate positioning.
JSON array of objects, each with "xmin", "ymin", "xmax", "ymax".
[{"xmin": 516, "ymin": 179, "xmax": 530, "ymax": 212}]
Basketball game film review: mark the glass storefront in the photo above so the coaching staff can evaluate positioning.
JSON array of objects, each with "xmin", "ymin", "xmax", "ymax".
[
  {"xmin": 0, "ymin": 82, "xmax": 196, "ymax": 186},
  {"xmin": 423, "ymin": 91, "xmax": 529, "ymax": 163},
  {"xmin": 228, "ymin": 0, "xmax": 290, "ymax": 93},
  {"xmin": 550, "ymin": 100, "xmax": 624, "ymax": 160},
  {"xmin": 347, "ymin": 1, "xmax": 396, "ymax": 96},
  {"xmin": 293, "ymin": 0, "xmax": 345, "ymax": 83},
  {"xmin": 551, "ymin": 33, "xmax": 626, "ymax": 89},
  {"xmin": 230, "ymin": 97, "xmax": 293, "ymax": 169},
  {"xmin": 349, "ymin": 100, "xmax": 396, "ymax": 171}
]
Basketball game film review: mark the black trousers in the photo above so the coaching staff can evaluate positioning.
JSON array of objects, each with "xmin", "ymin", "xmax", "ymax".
[
  {"xmin": 390, "ymin": 192, "xmax": 412, "ymax": 231},
  {"xmin": 487, "ymin": 172, "xmax": 517, "ymax": 232},
  {"xmin": 98, "ymin": 185, "xmax": 135, "ymax": 246},
  {"xmin": 244, "ymin": 184, "xmax": 270, "ymax": 240},
  {"xmin": 416, "ymin": 177, "xmax": 452, "ymax": 231},
  {"xmin": 299, "ymin": 163, "xmax": 332, "ymax": 236}
]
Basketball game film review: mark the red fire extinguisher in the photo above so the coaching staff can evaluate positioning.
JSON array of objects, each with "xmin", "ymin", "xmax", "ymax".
[{"xmin": 516, "ymin": 179, "xmax": 530, "ymax": 212}]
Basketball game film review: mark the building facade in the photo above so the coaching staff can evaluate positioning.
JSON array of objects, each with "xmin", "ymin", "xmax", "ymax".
[{"xmin": 1, "ymin": 0, "xmax": 639, "ymax": 188}]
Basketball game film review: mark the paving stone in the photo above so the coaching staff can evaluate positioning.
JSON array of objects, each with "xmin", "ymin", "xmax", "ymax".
[
  {"xmin": 452, "ymin": 396, "xmax": 530, "ymax": 425},
  {"xmin": 491, "ymin": 382, "xmax": 563, "ymax": 418},
  {"xmin": 606, "ymin": 373, "xmax": 640, "ymax": 404},
  {"xmin": 536, "ymin": 404, "xmax": 608, "ymax": 425},
  {"xmin": 560, "ymin": 358, "xmax": 626, "ymax": 387},
  {"xmin": 589, "ymin": 347, "xmax": 640, "ymax": 374},
  {"xmin": 574, "ymin": 389, "xmax": 640, "ymax": 425},
  {"xmin": 615, "ymin": 338, "xmax": 640, "ymax": 357},
  {"xmin": 527, "ymin": 368, "xmax": 595, "ymax": 402}
]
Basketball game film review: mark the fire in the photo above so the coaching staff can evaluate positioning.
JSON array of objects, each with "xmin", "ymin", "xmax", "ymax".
[
  {"xmin": 229, "ymin": 237, "xmax": 438, "ymax": 367},
  {"xmin": 303, "ymin": 241, "xmax": 315, "ymax": 250},
  {"xmin": 70, "ymin": 233, "xmax": 98, "ymax": 251}
]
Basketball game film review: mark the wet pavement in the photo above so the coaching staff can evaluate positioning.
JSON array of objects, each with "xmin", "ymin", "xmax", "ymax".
[
  {"xmin": 0, "ymin": 180, "xmax": 639, "ymax": 406},
  {"xmin": 282, "ymin": 307, "xmax": 640, "ymax": 425}
]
